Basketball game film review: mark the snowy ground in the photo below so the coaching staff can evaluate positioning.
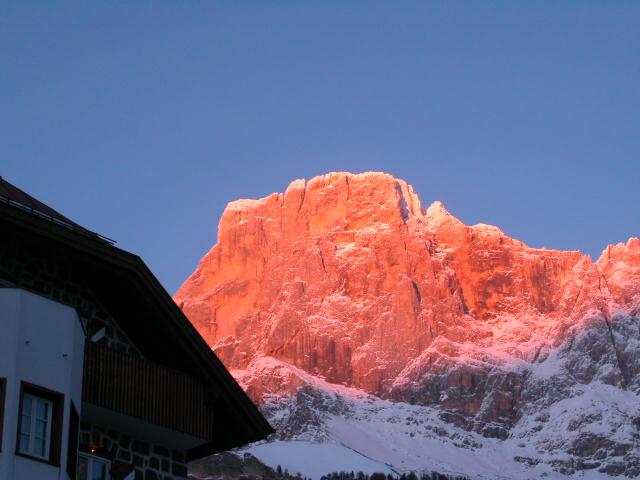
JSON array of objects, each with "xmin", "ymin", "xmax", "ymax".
[{"xmin": 247, "ymin": 441, "xmax": 396, "ymax": 479}]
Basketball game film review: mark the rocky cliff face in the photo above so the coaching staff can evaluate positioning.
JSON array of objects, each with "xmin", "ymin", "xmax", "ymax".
[{"xmin": 176, "ymin": 172, "xmax": 640, "ymax": 478}]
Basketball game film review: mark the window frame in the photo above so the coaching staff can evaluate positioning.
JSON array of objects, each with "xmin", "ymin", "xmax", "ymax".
[
  {"xmin": 15, "ymin": 381, "xmax": 64, "ymax": 466},
  {"xmin": 78, "ymin": 451, "xmax": 112, "ymax": 480},
  {"xmin": 19, "ymin": 393, "xmax": 53, "ymax": 459}
]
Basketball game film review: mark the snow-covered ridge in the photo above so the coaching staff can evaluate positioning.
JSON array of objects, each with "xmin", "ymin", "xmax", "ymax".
[{"xmin": 237, "ymin": 320, "xmax": 639, "ymax": 479}]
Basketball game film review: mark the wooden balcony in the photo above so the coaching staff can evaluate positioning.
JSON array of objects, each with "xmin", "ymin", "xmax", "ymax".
[{"xmin": 82, "ymin": 342, "xmax": 215, "ymax": 440}]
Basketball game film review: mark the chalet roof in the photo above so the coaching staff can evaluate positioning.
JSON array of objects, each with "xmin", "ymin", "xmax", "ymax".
[
  {"xmin": 0, "ymin": 176, "xmax": 113, "ymax": 242},
  {"xmin": 0, "ymin": 176, "xmax": 77, "ymax": 224},
  {"xmin": 0, "ymin": 177, "xmax": 273, "ymax": 458}
]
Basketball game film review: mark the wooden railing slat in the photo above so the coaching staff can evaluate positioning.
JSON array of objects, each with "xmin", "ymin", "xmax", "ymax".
[{"xmin": 82, "ymin": 342, "xmax": 215, "ymax": 439}]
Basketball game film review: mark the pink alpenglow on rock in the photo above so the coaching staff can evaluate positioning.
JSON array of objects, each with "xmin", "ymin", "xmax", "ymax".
[
  {"xmin": 176, "ymin": 172, "xmax": 640, "ymax": 478},
  {"xmin": 176, "ymin": 172, "xmax": 632, "ymax": 392}
]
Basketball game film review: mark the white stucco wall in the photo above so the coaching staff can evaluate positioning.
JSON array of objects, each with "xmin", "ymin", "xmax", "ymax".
[{"xmin": 0, "ymin": 288, "xmax": 85, "ymax": 480}]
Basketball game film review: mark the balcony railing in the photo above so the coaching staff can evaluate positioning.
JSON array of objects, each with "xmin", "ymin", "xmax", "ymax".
[{"xmin": 83, "ymin": 342, "xmax": 215, "ymax": 439}]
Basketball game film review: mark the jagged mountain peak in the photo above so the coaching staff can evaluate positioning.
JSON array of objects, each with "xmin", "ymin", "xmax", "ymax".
[
  {"xmin": 176, "ymin": 172, "xmax": 637, "ymax": 380},
  {"xmin": 176, "ymin": 172, "xmax": 640, "ymax": 478},
  {"xmin": 424, "ymin": 200, "xmax": 461, "ymax": 229},
  {"xmin": 597, "ymin": 236, "xmax": 640, "ymax": 311}
]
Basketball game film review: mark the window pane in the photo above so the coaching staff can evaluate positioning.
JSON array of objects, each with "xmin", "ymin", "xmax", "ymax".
[
  {"xmin": 19, "ymin": 433, "xmax": 30, "ymax": 453},
  {"xmin": 36, "ymin": 399, "xmax": 49, "ymax": 421},
  {"xmin": 92, "ymin": 459, "xmax": 108, "ymax": 480},
  {"xmin": 23, "ymin": 396, "xmax": 32, "ymax": 415},
  {"xmin": 20, "ymin": 395, "xmax": 33, "ymax": 452},
  {"xmin": 36, "ymin": 418, "xmax": 47, "ymax": 438},
  {"xmin": 20, "ymin": 413, "xmax": 31, "ymax": 434},
  {"xmin": 77, "ymin": 456, "xmax": 89, "ymax": 480},
  {"xmin": 34, "ymin": 437, "xmax": 46, "ymax": 457}
]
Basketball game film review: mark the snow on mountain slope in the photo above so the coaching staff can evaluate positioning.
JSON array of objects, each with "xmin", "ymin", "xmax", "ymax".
[
  {"xmin": 237, "ymin": 352, "xmax": 638, "ymax": 480},
  {"xmin": 246, "ymin": 441, "xmax": 396, "ymax": 479}
]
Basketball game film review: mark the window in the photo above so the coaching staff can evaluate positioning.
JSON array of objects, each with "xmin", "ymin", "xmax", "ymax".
[
  {"xmin": 15, "ymin": 382, "xmax": 63, "ymax": 465},
  {"xmin": 78, "ymin": 453, "xmax": 111, "ymax": 480},
  {"xmin": 19, "ymin": 394, "xmax": 53, "ymax": 459}
]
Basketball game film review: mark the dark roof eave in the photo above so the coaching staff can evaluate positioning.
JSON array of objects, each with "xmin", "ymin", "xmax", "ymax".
[
  {"xmin": 0, "ymin": 201, "xmax": 273, "ymax": 445},
  {"xmin": 187, "ymin": 427, "xmax": 275, "ymax": 462},
  {"xmin": 132, "ymin": 261, "xmax": 275, "ymax": 442}
]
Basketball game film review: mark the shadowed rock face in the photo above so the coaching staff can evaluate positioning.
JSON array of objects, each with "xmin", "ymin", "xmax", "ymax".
[{"xmin": 175, "ymin": 172, "xmax": 640, "ymax": 473}]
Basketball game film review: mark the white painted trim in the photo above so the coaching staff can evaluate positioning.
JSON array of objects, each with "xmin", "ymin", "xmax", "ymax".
[{"xmin": 19, "ymin": 394, "xmax": 53, "ymax": 460}]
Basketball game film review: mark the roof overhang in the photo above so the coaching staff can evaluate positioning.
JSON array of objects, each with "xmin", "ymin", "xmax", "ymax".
[{"xmin": 0, "ymin": 201, "xmax": 274, "ymax": 458}]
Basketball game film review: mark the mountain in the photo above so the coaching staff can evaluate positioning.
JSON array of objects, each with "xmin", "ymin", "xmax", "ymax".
[{"xmin": 175, "ymin": 172, "xmax": 640, "ymax": 479}]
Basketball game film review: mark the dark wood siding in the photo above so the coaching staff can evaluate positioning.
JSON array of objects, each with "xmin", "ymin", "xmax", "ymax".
[
  {"xmin": 83, "ymin": 342, "xmax": 215, "ymax": 439},
  {"xmin": 67, "ymin": 401, "xmax": 79, "ymax": 479}
]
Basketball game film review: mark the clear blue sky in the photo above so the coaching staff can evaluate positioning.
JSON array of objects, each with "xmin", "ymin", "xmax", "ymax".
[{"xmin": 2, "ymin": 2, "xmax": 639, "ymax": 294}]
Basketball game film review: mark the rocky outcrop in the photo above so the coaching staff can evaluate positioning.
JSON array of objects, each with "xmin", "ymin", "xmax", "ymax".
[
  {"xmin": 177, "ymin": 173, "xmax": 444, "ymax": 393},
  {"xmin": 176, "ymin": 171, "xmax": 634, "ymax": 389},
  {"xmin": 176, "ymin": 172, "xmax": 640, "ymax": 477},
  {"xmin": 597, "ymin": 237, "xmax": 640, "ymax": 311}
]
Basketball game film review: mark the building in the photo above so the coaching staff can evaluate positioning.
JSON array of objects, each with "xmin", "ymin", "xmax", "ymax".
[{"xmin": 0, "ymin": 177, "xmax": 273, "ymax": 480}]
